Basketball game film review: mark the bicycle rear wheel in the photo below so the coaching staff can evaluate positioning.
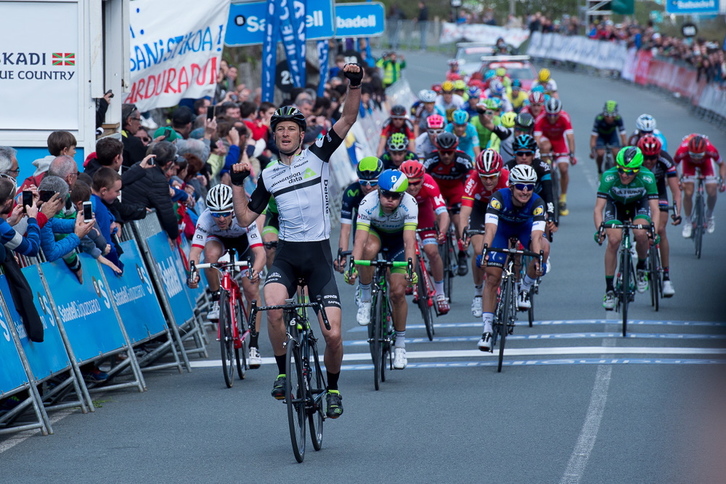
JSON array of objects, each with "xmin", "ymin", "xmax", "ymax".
[
  {"xmin": 439, "ymin": 238, "xmax": 454, "ymax": 302},
  {"xmin": 234, "ymin": 303, "xmax": 248, "ymax": 380},
  {"xmin": 694, "ymin": 193, "xmax": 704, "ymax": 259},
  {"xmin": 286, "ymin": 340, "xmax": 306, "ymax": 463},
  {"xmin": 307, "ymin": 339, "xmax": 325, "ymax": 452},
  {"xmin": 497, "ymin": 277, "xmax": 514, "ymax": 373},
  {"xmin": 218, "ymin": 291, "xmax": 235, "ymax": 388},
  {"xmin": 416, "ymin": 266, "xmax": 435, "ymax": 341},
  {"xmin": 370, "ymin": 293, "xmax": 383, "ymax": 391}
]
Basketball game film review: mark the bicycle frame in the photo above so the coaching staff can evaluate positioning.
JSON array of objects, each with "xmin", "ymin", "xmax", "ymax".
[{"xmin": 413, "ymin": 231, "xmax": 437, "ymax": 340}]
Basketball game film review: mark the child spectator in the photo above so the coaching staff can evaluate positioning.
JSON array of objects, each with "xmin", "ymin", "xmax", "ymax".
[{"xmin": 91, "ymin": 167, "xmax": 124, "ymax": 271}]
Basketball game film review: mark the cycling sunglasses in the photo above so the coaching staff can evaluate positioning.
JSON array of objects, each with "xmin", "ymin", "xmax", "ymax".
[
  {"xmin": 407, "ymin": 178, "xmax": 423, "ymax": 186},
  {"xmin": 512, "ymin": 183, "xmax": 535, "ymax": 192},
  {"xmin": 515, "ymin": 151, "xmax": 534, "ymax": 156},
  {"xmin": 211, "ymin": 211, "xmax": 233, "ymax": 218},
  {"xmin": 617, "ymin": 167, "xmax": 639, "ymax": 175},
  {"xmin": 688, "ymin": 151, "xmax": 705, "ymax": 160},
  {"xmin": 428, "ymin": 129, "xmax": 443, "ymax": 135},
  {"xmin": 380, "ymin": 190, "xmax": 403, "ymax": 200},
  {"xmin": 359, "ymin": 180, "xmax": 378, "ymax": 187}
]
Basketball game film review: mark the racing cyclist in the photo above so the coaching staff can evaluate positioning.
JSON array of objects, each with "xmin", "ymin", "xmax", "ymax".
[
  {"xmin": 675, "ymin": 134, "xmax": 725, "ymax": 236},
  {"xmin": 589, "ymin": 100, "xmax": 628, "ymax": 175},
  {"xmin": 534, "ymin": 98, "xmax": 576, "ymax": 216},
  {"xmin": 187, "ymin": 184, "xmax": 266, "ymax": 368},
  {"xmin": 638, "ymin": 135, "xmax": 681, "ymax": 297},
  {"xmin": 458, "ymin": 150, "xmax": 510, "ymax": 317},
  {"xmin": 381, "ymin": 133, "xmax": 419, "ymax": 169},
  {"xmin": 415, "ymin": 114, "xmax": 445, "ymax": 160},
  {"xmin": 594, "ymin": 147, "xmax": 660, "ymax": 309},
  {"xmin": 346, "ymin": 170, "xmax": 418, "ymax": 370},
  {"xmin": 229, "ymin": 63, "xmax": 364, "ymax": 419},
  {"xmin": 476, "ymin": 165, "xmax": 549, "ymax": 351},
  {"xmin": 445, "ymin": 109, "xmax": 480, "ymax": 159},
  {"xmin": 531, "ymin": 68, "xmax": 558, "ymax": 98},
  {"xmin": 627, "ymin": 114, "xmax": 669, "ymax": 154},
  {"xmin": 463, "ymin": 87, "xmax": 483, "ymax": 118},
  {"xmin": 521, "ymin": 91, "xmax": 545, "ymax": 119},
  {"xmin": 435, "ymin": 80, "xmax": 465, "ymax": 122},
  {"xmin": 377, "ymin": 104, "xmax": 415, "ymax": 157},
  {"xmin": 507, "ymin": 79, "xmax": 529, "ymax": 114},
  {"xmin": 400, "ymin": 160, "xmax": 451, "ymax": 314},
  {"xmin": 413, "ymin": 89, "xmax": 445, "ymax": 137},
  {"xmin": 424, "ymin": 132, "xmax": 474, "ymax": 276}
]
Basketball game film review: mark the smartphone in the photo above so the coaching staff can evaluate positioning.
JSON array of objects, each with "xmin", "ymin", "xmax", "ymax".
[
  {"xmin": 105, "ymin": 89, "xmax": 114, "ymax": 98},
  {"xmin": 207, "ymin": 106, "xmax": 215, "ymax": 120},
  {"xmin": 39, "ymin": 190, "xmax": 55, "ymax": 203},
  {"xmin": 22, "ymin": 191, "xmax": 33, "ymax": 210},
  {"xmin": 82, "ymin": 201, "xmax": 93, "ymax": 222}
]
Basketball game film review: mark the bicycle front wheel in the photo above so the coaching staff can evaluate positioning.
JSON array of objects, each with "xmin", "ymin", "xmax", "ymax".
[
  {"xmin": 218, "ymin": 291, "xmax": 235, "ymax": 388},
  {"xmin": 497, "ymin": 277, "xmax": 514, "ymax": 372},
  {"xmin": 307, "ymin": 338, "xmax": 325, "ymax": 452},
  {"xmin": 234, "ymin": 303, "xmax": 248, "ymax": 380},
  {"xmin": 370, "ymin": 293, "xmax": 383, "ymax": 391},
  {"xmin": 527, "ymin": 284, "xmax": 536, "ymax": 328},
  {"xmin": 621, "ymin": 251, "xmax": 631, "ymax": 338},
  {"xmin": 416, "ymin": 266, "xmax": 435, "ymax": 341},
  {"xmin": 694, "ymin": 193, "xmax": 704, "ymax": 259},
  {"xmin": 286, "ymin": 340, "xmax": 306, "ymax": 463},
  {"xmin": 648, "ymin": 247, "xmax": 660, "ymax": 312}
]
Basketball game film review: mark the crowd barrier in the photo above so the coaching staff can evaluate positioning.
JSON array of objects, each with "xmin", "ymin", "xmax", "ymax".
[
  {"xmin": 527, "ymin": 32, "xmax": 726, "ymax": 128},
  {"xmin": 0, "ymin": 78, "xmax": 417, "ymax": 438}
]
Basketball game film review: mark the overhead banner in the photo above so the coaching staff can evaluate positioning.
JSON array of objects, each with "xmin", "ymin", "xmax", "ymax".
[
  {"xmin": 125, "ymin": 0, "xmax": 232, "ymax": 111},
  {"xmin": 439, "ymin": 23, "xmax": 530, "ymax": 48},
  {"xmin": 666, "ymin": 0, "xmax": 719, "ymax": 14},
  {"xmin": 0, "ymin": 1, "xmax": 80, "ymax": 130}
]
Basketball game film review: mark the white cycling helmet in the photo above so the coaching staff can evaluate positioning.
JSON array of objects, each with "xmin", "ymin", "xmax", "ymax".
[
  {"xmin": 206, "ymin": 184, "xmax": 234, "ymax": 213},
  {"xmin": 509, "ymin": 164, "xmax": 538, "ymax": 184},
  {"xmin": 635, "ymin": 114, "xmax": 656, "ymax": 132},
  {"xmin": 418, "ymin": 89, "xmax": 437, "ymax": 103},
  {"xmin": 544, "ymin": 98, "xmax": 562, "ymax": 115}
]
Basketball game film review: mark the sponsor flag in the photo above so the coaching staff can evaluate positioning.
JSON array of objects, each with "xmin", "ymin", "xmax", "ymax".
[
  {"xmin": 317, "ymin": 40, "xmax": 328, "ymax": 97},
  {"xmin": 261, "ymin": 0, "xmax": 280, "ymax": 102},
  {"xmin": 290, "ymin": 0, "xmax": 307, "ymax": 86},
  {"xmin": 52, "ymin": 53, "xmax": 75, "ymax": 66},
  {"xmin": 279, "ymin": 0, "xmax": 304, "ymax": 88}
]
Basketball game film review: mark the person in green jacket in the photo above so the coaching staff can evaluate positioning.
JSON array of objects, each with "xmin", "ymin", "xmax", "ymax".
[{"xmin": 376, "ymin": 52, "xmax": 406, "ymax": 88}]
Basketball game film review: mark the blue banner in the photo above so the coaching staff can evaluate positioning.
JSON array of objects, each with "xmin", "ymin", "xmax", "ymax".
[
  {"xmin": 279, "ymin": 0, "xmax": 304, "ymax": 88},
  {"xmin": 145, "ymin": 232, "xmax": 194, "ymax": 327},
  {"xmin": 292, "ymin": 0, "xmax": 307, "ymax": 87},
  {"xmin": 107, "ymin": 240, "xmax": 167, "ymax": 343},
  {"xmin": 261, "ymin": 0, "xmax": 280, "ymax": 102},
  {"xmin": 0, "ymin": 299, "xmax": 29, "ymax": 393},
  {"xmin": 42, "ymin": 257, "xmax": 127, "ymax": 363},
  {"xmin": 0, "ymin": 269, "xmax": 70, "ymax": 380},
  {"xmin": 317, "ymin": 40, "xmax": 329, "ymax": 97},
  {"xmin": 666, "ymin": 0, "xmax": 719, "ymax": 14}
]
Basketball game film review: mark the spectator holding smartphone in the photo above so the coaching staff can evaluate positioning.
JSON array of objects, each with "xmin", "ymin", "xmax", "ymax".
[{"xmin": 91, "ymin": 168, "xmax": 125, "ymax": 270}]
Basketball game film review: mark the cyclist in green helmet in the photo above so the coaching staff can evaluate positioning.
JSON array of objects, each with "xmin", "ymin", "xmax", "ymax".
[
  {"xmin": 380, "ymin": 132, "xmax": 418, "ymax": 170},
  {"xmin": 594, "ymin": 146, "xmax": 660, "ymax": 310},
  {"xmin": 589, "ymin": 100, "xmax": 628, "ymax": 175}
]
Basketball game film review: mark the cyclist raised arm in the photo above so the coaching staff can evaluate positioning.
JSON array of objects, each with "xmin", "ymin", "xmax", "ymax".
[
  {"xmin": 230, "ymin": 63, "xmax": 364, "ymax": 420},
  {"xmin": 594, "ymin": 147, "xmax": 660, "ymax": 310}
]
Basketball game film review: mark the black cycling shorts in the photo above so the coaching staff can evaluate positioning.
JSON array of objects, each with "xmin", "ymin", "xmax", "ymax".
[{"xmin": 603, "ymin": 198, "xmax": 650, "ymax": 223}]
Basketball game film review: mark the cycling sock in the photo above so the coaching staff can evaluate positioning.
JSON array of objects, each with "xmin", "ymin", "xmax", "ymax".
[
  {"xmin": 250, "ymin": 332, "xmax": 259, "ymax": 348},
  {"xmin": 605, "ymin": 276, "xmax": 614, "ymax": 292},
  {"xmin": 663, "ymin": 267, "xmax": 670, "ymax": 280},
  {"xmin": 275, "ymin": 354, "xmax": 286, "ymax": 375},
  {"xmin": 482, "ymin": 312, "xmax": 494, "ymax": 333},
  {"xmin": 326, "ymin": 372, "xmax": 340, "ymax": 391},
  {"xmin": 706, "ymin": 209, "xmax": 713, "ymax": 218},
  {"xmin": 474, "ymin": 284, "xmax": 483, "ymax": 297},
  {"xmin": 521, "ymin": 274, "xmax": 536, "ymax": 292},
  {"xmin": 395, "ymin": 331, "xmax": 406, "ymax": 348},
  {"xmin": 360, "ymin": 283, "xmax": 372, "ymax": 302},
  {"xmin": 434, "ymin": 280, "xmax": 444, "ymax": 295},
  {"xmin": 559, "ymin": 193, "xmax": 567, "ymax": 203},
  {"xmin": 636, "ymin": 259, "xmax": 646, "ymax": 271}
]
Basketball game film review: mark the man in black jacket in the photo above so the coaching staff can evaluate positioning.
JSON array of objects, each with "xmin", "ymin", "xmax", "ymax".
[{"xmin": 120, "ymin": 141, "xmax": 180, "ymax": 241}]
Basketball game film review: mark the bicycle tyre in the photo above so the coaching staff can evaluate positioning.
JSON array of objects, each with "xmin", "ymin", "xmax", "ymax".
[
  {"xmin": 416, "ymin": 266, "xmax": 435, "ymax": 341},
  {"xmin": 439, "ymin": 238, "xmax": 453, "ymax": 302},
  {"xmin": 551, "ymin": 165, "xmax": 561, "ymax": 220},
  {"xmin": 218, "ymin": 291, "xmax": 235, "ymax": 388},
  {"xmin": 648, "ymin": 247, "xmax": 660, "ymax": 312},
  {"xmin": 307, "ymin": 338, "xmax": 325, "ymax": 452},
  {"xmin": 497, "ymin": 276, "xmax": 513, "ymax": 373},
  {"xmin": 527, "ymin": 284, "xmax": 535, "ymax": 328},
  {"xmin": 370, "ymin": 293, "xmax": 383, "ymax": 391},
  {"xmin": 694, "ymin": 193, "xmax": 704, "ymax": 259},
  {"xmin": 621, "ymin": 249, "xmax": 631, "ymax": 338},
  {"xmin": 234, "ymin": 303, "xmax": 248, "ymax": 380},
  {"xmin": 286, "ymin": 339, "xmax": 306, "ymax": 463}
]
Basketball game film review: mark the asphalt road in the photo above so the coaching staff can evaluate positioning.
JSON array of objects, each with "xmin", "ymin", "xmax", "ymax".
[{"xmin": 2, "ymin": 49, "xmax": 726, "ymax": 484}]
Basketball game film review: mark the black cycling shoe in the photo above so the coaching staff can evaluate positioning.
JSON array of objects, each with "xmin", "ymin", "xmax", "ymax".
[
  {"xmin": 457, "ymin": 251, "xmax": 468, "ymax": 276},
  {"xmin": 326, "ymin": 390, "xmax": 343, "ymax": 419},
  {"xmin": 271, "ymin": 374, "xmax": 286, "ymax": 400}
]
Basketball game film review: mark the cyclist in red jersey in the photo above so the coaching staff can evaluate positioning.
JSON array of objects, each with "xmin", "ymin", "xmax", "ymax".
[
  {"xmin": 521, "ymin": 91, "xmax": 545, "ymax": 119},
  {"xmin": 534, "ymin": 98, "xmax": 576, "ymax": 216},
  {"xmin": 459, "ymin": 150, "xmax": 509, "ymax": 317},
  {"xmin": 400, "ymin": 160, "xmax": 451, "ymax": 314},
  {"xmin": 423, "ymin": 132, "xmax": 474, "ymax": 275},
  {"xmin": 376, "ymin": 104, "xmax": 416, "ymax": 157},
  {"xmin": 674, "ymin": 134, "xmax": 725, "ymax": 236}
]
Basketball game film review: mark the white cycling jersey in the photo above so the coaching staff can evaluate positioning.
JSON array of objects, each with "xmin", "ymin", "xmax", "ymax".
[
  {"xmin": 356, "ymin": 191, "xmax": 418, "ymax": 234},
  {"xmin": 192, "ymin": 209, "xmax": 262, "ymax": 248},
  {"xmin": 248, "ymin": 129, "xmax": 343, "ymax": 242}
]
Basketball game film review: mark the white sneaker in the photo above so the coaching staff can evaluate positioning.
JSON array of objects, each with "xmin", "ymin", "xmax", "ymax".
[
  {"xmin": 682, "ymin": 222, "xmax": 693, "ymax": 238},
  {"xmin": 248, "ymin": 347, "xmax": 261, "ymax": 369},
  {"xmin": 207, "ymin": 301, "xmax": 219, "ymax": 321},
  {"xmin": 602, "ymin": 291, "xmax": 616, "ymax": 310},
  {"xmin": 471, "ymin": 296, "xmax": 483, "ymax": 318},
  {"xmin": 707, "ymin": 216, "xmax": 715, "ymax": 234},
  {"xmin": 477, "ymin": 332, "xmax": 492, "ymax": 352},
  {"xmin": 393, "ymin": 347, "xmax": 407, "ymax": 369},
  {"xmin": 356, "ymin": 301, "xmax": 371, "ymax": 326},
  {"xmin": 517, "ymin": 289, "xmax": 531, "ymax": 310},
  {"xmin": 636, "ymin": 270, "xmax": 649, "ymax": 293},
  {"xmin": 662, "ymin": 280, "xmax": 675, "ymax": 298}
]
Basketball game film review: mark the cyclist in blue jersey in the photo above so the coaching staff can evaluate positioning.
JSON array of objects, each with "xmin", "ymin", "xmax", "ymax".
[
  {"xmin": 463, "ymin": 87, "xmax": 482, "ymax": 118},
  {"xmin": 445, "ymin": 109, "xmax": 480, "ymax": 159},
  {"xmin": 475, "ymin": 165, "xmax": 549, "ymax": 351}
]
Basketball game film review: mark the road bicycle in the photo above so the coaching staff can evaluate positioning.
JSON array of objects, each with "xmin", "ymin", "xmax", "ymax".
[
  {"xmin": 602, "ymin": 143, "xmax": 616, "ymax": 172},
  {"xmin": 437, "ymin": 222, "xmax": 458, "ymax": 302},
  {"xmin": 414, "ymin": 230, "xmax": 439, "ymax": 341},
  {"xmin": 599, "ymin": 221, "xmax": 653, "ymax": 337},
  {"xmin": 191, "ymin": 252, "xmax": 254, "ymax": 388},
  {"xmin": 352, "ymin": 257, "xmax": 411, "ymax": 390},
  {"xmin": 482, "ymin": 243, "xmax": 543, "ymax": 372},
  {"xmin": 648, "ymin": 205, "xmax": 679, "ymax": 311},
  {"xmin": 689, "ymin": 169, "xmax": 708, "ymax": 259},
  {"xmin": 249, "ymin": 281, "xmax": 329, "ymax": 463}
]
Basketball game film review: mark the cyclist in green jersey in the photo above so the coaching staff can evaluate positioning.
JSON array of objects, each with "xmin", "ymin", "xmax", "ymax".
[{"xmin": 594, "ymin": 147, "xmax": 660, "ymax": 309}]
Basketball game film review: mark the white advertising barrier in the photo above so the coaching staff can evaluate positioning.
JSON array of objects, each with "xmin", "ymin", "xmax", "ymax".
[
  {"xmin": 124, "ymin": 0, "xmax": 231, "ymax": 111},
  {"xmin": 0, "ymin": 2, "xmax": 80, "ymax": 130},
  {"xmin": 621, "ymin": 47, "xmax": 639, "ymax": 82},
  {"xmin": 439, "ymin": 23, "xmax": 530, "ymax": 48},
  {"xmin": 527, "ymin": 32, "xmax": 628, "ymax": 71},
  {"xmin": 698, "ymin": 84, "xmax": 726, "ymax": 119}
]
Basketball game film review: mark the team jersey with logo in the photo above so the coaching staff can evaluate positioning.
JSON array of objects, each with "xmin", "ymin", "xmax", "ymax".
[
  {"xmin": 192, "ymin": 209, "xmax": 263, "ymax": 249},
  {"xmin": 356, "ymin": 191, "xmax": 418, "ymax": 234},
  {"xmin": 462, "ymin": 169, "xmax": 510, "ymax": 210},
  {"xmin": 591, "ymin": 115, "xmax": 626, "ymax": 137},
  {"xmin": 596, "ymin": 167, "xmax": 659, "ymax": 204},
  {"xmin": 534, "ymin": 111, "xmax": 574, "ymax": 141},
  {"xmin": 339, "ymin": 182, "xmax": 365, "ymax": 225},
  {"xmin": 485, "ymin": 188, "xmax": 546, "ymax": 232}
]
